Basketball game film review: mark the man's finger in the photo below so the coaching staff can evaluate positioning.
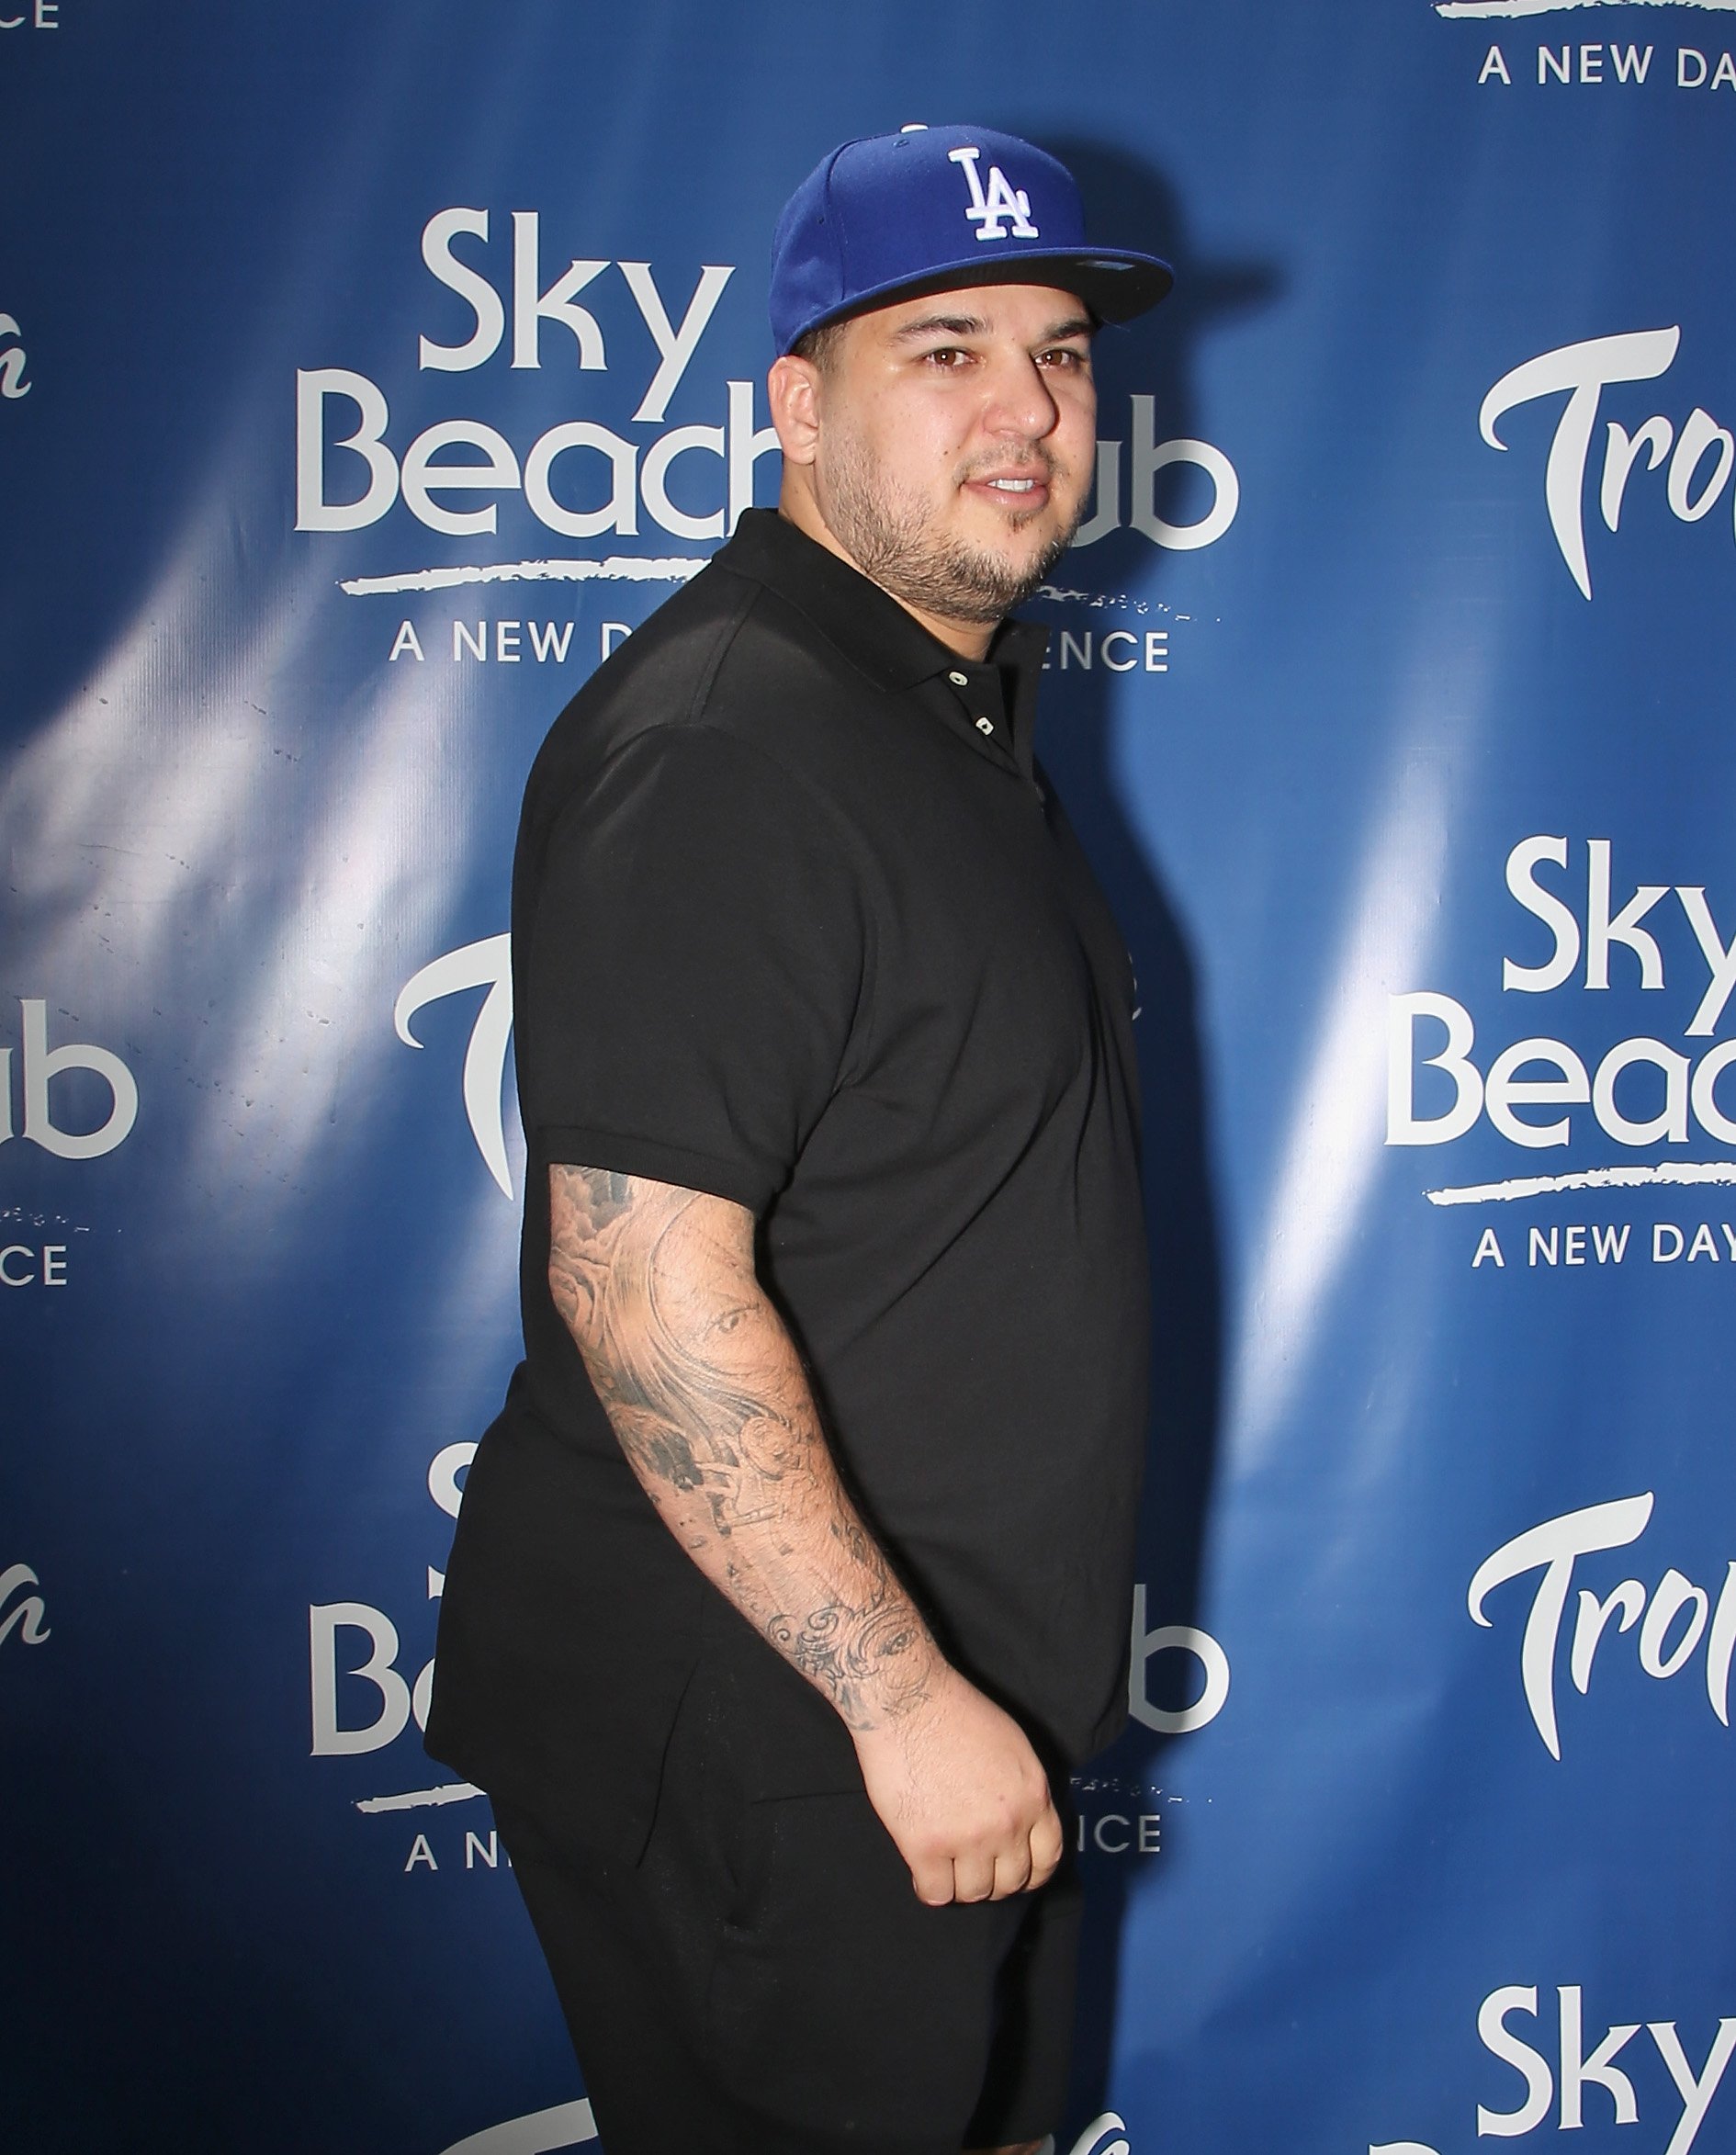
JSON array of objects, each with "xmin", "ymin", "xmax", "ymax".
[
  {"xmin": 952, "ymin": 1852, "xmax": 998, "ymax": 1903},
  {"xmin": 991, "ymin": 1841, "xmax": 1035, "ymax": 1900},
  {"xmin": 1027, "ymin": 1797, "xmax": 1064, "ymax": 1888},
  {"xmin": 910, "ymin": 1853, "xmax": 957, "ymax": 1906}
]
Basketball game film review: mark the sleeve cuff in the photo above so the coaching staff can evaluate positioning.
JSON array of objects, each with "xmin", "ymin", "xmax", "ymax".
[{"xmin": 535, "ymin": 1124, "xmax": 776, "ymax": 1215}]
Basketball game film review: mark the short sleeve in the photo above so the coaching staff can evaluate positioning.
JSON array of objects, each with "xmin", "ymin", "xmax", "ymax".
[{"xmin": 515, "ymin": 724, "xmax": 864, "ymax": 1214}]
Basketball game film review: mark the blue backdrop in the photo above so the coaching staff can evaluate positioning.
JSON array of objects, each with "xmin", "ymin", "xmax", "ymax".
[{"xmin": 6, "ymin": 4, "xmax": 1735, "ymax": 2151}]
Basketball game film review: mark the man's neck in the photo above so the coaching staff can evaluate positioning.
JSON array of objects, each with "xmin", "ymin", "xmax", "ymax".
[{"xmin": 774, "ymin": 494, "xmax": 998, "ymax": 663}]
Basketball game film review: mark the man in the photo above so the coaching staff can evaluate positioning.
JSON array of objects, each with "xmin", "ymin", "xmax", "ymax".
[{"xmin": 426, "ymin": 124, "xmax": 1172, "ymax": 2155}]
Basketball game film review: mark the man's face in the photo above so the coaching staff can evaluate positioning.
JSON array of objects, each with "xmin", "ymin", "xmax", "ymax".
[{"xmin": 803, "ymin": 282, "xmax": 1098, "ymax": 630}]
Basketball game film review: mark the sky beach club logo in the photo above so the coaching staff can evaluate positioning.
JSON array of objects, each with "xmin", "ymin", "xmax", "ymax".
[
  {"xmin": 294, "ymin": 206, "xmax": 1239, "ymax": 625},
  {"xmin": 1388, "ymin": 833, "xmax": 1736, "ymax": 1235},
  {"xmin": 1370, "ymin": 1977, "xmax": 1736, "ymax": 2155},
  {"xmin": 1, "ymin": 999, "xmax": 137, "ymax": 1161}
]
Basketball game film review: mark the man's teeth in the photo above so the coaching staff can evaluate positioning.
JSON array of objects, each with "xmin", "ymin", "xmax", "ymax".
[{"xmin": 987, "ymin": 478, "xmax": 1037, "ymax": 491}]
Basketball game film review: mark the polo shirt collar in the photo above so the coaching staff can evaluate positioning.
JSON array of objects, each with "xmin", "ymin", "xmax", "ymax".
[{"xmin": 716, "ymin": 508, "xmax": 1050, "ymax": 724}]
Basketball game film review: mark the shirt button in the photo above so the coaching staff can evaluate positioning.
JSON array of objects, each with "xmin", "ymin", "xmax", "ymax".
[
  {"xmin": 948, "ymin": 671, "xmax": 969, "ymax": 686},
  {"xmin": 975, "ymin": 716, "xmax": 994, "ymax": 735}
]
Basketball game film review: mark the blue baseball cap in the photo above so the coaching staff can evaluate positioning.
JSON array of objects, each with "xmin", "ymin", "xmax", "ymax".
[{"xmin": 769, "ymin": 123, "xmax": 1173, "ymax": 355}]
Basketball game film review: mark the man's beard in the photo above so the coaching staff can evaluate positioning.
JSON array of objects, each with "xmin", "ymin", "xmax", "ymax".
[{"xmin": 822, "ymin": 440, "xmax": 1082, "ymax": 626}]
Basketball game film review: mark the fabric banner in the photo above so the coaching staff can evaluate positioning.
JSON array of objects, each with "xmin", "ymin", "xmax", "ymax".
[{"xmin": 6, "ymin": 4, "xmax": 1733, "ymax": 2150}]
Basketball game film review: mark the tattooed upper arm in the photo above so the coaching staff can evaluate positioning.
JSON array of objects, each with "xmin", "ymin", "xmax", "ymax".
[
  {"xmin": 547, "ymin": 1164, "xmax": 783, "ymax": 1529},
  {"xmin": 547, "ymin": 1165, "xmax": 757, "ymax": 1339},
  {"xmin": 546, "ymin": 1162, "xmax": 935, "ymax": 1727}
]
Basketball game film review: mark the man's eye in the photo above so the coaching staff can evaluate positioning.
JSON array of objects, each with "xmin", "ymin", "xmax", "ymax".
[
  {"xmin": 922, "ymin": 346, "xmax": 970, "ymax": 368},
  {"xmin": 1040, "ymin": 346, "xmax": 1087, "ymax": 369}
]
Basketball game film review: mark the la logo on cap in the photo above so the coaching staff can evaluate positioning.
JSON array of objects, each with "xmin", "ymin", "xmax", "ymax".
[{"xmin": 949, "ymin": 145, "xmax": 1040, "ymax": 243}]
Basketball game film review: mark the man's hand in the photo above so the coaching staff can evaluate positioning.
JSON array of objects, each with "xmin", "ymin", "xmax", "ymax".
[{"xmin": 851, "ymin": 1664, "xmax": 1063, "ymax": 1905}]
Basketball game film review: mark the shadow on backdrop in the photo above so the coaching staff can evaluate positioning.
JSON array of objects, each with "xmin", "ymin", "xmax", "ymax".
[{"xmin": 1026, "ymin": 137, "xmax": 1280, "ymax": 2141}]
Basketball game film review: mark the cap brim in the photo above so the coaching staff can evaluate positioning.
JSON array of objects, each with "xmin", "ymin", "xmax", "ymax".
[{"xmin": 788, "ymin": 248, "xmax": 1174, "ymax": 350}]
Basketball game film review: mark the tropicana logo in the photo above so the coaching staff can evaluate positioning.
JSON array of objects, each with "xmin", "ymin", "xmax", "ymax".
[
  {"xmin": 394, "ymin": 935, "xmax": 514, "ymax": 1198},
  {"xmin": 0, "ymin": 310, "xmax": 30, "ymax": 400},
  {"xmin": 0, "ymin": 1563, "xmax": 50, "ymax": 1650},
  {"xmin": 1469, "ymin": 1492, "xmax": 1736, "ymax": 1759},
  {"xmin": 1481, "ymin": 327, "xmax": 1733, "ymax": 598}
]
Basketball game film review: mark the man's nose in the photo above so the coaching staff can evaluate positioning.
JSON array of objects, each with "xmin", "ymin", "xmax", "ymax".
[{"xmin": 982, "ymin": 353, "xmax": 1060, "ymax": 437}]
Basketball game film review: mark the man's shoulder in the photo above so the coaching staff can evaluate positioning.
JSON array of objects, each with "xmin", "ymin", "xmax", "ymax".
[
  {"xmin": 548, "ymin": 556, "xmax": 761, "ymax": 743},
  {"xmin": 521, "ymin": 547, "xmax": 871, "ymax": 822}
]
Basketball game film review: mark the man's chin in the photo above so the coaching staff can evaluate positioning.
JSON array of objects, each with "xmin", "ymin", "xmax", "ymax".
[
  {"xmin": 837, "ymin": 495, "xmax": 1079, "ymax": 627},
  {"xmin": 971, "ymin": 500, "xmax": 1082, "ymax": 571},
  {"xmin": 932, "ymin": 559, "xmax": 1064, "ymax": 626},
  {"xmin": 984, "ymin": 527, "xmax": 1077, "ymax": 607}
]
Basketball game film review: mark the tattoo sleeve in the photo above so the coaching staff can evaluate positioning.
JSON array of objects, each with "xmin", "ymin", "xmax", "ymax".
[{"xmin": 547, "ymin": 1163, "xmax": 940, "ymax": 1731}]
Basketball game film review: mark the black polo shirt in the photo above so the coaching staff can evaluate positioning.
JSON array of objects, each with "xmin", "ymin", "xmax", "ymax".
[{"xmin": 426, "ymin": 510, "xmax": 1149, "ymax": 1857}]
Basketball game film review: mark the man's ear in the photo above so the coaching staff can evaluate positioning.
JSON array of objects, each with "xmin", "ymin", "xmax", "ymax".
[{"xmin": 767, "ymin": 354, "xmax": 821, "ymax": 467}]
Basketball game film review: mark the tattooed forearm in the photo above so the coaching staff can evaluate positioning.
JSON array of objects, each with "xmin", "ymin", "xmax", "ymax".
[{"xmin": 548, "ymin": 1163, "xmax": 939, "ymax": 1729}]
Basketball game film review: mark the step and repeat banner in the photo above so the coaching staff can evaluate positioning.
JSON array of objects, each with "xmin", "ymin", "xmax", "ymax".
[{"xmin": 6, "ymin": 3, "xmax": 1733, "ymax": 2150}]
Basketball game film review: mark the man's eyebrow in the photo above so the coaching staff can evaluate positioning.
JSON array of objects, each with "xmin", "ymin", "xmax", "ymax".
[
  {"xmin": 889, "ymin": 312, "xmax": 992, "ymax": 342},
  {"xmin": 887, "ymin": 310, "xmax": 1096, "ymax": 345}
]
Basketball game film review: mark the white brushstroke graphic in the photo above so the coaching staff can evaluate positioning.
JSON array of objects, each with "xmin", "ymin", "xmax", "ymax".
[
  {"xmin": 1426, "ymin": 1159, "xmax": 1736, "ymax": 1205},
  {"xmin": 1032, "ymin": 584, "xmax": 1162, "ymax": 614},
  {"xmin": 354, "ymin": 1779, "xmax": 483, "ymax": 1814},
  {"xmin": 1437, "ymin": 0, "xmax": 1736, "ymax": 16},
  {"xmin": 437, "ymin": 2099, "xmax": 597, "ymax": 2153},
  {"xmin": 339, "ymin": 555, "xmax": 706, "ymax": 596}
]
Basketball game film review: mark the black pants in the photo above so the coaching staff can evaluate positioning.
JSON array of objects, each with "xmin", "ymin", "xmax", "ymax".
[{"xmin": 494, "ymin": 1612, "xmax": 1081, "ymax": 2155}]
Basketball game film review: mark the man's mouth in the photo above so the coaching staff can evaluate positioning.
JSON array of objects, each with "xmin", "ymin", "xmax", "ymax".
[{"xmin": 964, "ymin": 467, "xmax": 1054, "ymax": 511}]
